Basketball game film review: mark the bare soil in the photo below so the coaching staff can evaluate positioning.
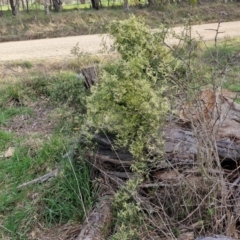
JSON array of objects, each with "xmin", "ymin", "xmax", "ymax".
[{"xmin": 1, "ymin": 21, "xmax": 240, "ymax": 62}]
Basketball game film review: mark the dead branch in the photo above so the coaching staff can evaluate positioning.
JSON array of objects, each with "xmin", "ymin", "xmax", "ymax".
[
  {"xmin": 17, "ymin": 169, "xmax": 59, "ymax": 189},
  {"xmin": 75, "ymin": 184, "xmax": 114, "ymax": 240}
]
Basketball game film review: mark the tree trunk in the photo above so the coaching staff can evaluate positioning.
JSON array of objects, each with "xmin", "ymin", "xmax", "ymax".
[
  {"xmin": 21, "ymin": 0, "xmax": 25, "ymax": 10},
  {"xmin": 163, "ymin": 123, "xmax": 240, "ymax": 163},
  {"xmin": 26, "ymin": 0, "xmax": 28, "ymax": 12},
  {"xmin": 49, "ymin": 0, "xmax": 52, "ymax": 11},
  {"xmin": 80, "ymin": 66, "xmax": 98, "ymax": 89},
  {"xmin": 123, "ymin": 0, "xmax": 129, "ymax": 11},
  {"xmin": 9, "ymin": 0, "xmax": 19, "ymax": 15},
  {"xmin": 148, "ymin": 0, "xmax": 155, "ymax": 5},
  {"xmin": 91, "ymin": 0, "xmax": 99, "ymax": 10},
  {"xmin": 44, "ymin": 0, "xmax": 49, "ymax": 14},
  {"xmin": 52, "ymin": 0, "xmax": 62, "ymax": 12}
]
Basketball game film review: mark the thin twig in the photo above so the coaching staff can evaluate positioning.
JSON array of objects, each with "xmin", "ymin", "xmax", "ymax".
[{"xmin": 17, "ymin": 169, "xmax": 59, "ymax": 189}]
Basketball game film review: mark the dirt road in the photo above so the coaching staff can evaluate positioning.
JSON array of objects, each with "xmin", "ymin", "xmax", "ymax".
[{"xmin": 1, "ymin": 21, "xmax": 240, "ymax": 62}]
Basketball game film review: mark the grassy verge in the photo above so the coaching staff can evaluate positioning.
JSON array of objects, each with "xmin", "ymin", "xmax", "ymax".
[
  {"xmin": 202, "ymin": 37, "xmax": 240, "ymax": 94},
  {"xmin": 1, "ymin": 2, "xmax": 240, "ymax": 42},
  {"xmin": 0, "ymin": 60, "xmax": 99, "ymax": 239}
]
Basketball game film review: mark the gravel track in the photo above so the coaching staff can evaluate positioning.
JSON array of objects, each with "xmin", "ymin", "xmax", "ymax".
[{"xmin": 1, "ymin": 21, "xmax": 240, "ymax": 62}]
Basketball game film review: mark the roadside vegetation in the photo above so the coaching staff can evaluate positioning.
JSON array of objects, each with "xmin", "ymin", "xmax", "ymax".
[
  {"xmin": 1, "ymin": 16, "xmax": 240, "ymax": 239},
  {"xmin": 1, "ymin": 1, "xmax": 240, "ymax": 42}
]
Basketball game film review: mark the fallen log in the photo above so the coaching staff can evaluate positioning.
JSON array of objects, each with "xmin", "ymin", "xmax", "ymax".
[
  {"xmin": 75, "ymin": 184, "xmax": 114, "ymax": 240},
  {"xmin": 163, "ymin": 123, "xmax": 240, "ymax": 162},
  {"xmin": 196, "ymin": 236, "xmax": 236, "ymax": 240},
  {"xmin": 83, "ymin": 123, "xmax": 240, "ymax": 172},
  {"xmin": 76, "ymin": 89, "xmax": 240, "ymax": 239}
]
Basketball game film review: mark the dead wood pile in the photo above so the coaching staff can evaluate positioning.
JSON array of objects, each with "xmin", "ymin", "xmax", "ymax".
[{"xmin": 76, "ymin": 89, "xmax": 240, "ymax": 240}]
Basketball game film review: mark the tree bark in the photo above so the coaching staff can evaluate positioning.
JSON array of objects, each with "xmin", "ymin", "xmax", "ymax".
[
  {"xmin": 80, "ymin": 66, "xmax": 98, "ymax": 89},
  {"xmin": 9, "ymin": 0, "xmax": 19, "ymax": 15},
  {"xmin": 91, "ymin": 0, "xmax": 100, "ymax": 10},
  {"xmin": 21, "ymin": 0, "xmax": 25, "ymax": 10},
  {"xmin": 163, "ymin": 123, "xmax": 240, "ymax": 162},
  {"xmin": 123, "ymin": 0, "xmax": 129, "ymax": 11},
  {"xmin": 52, "ymin": 0, "xmax": 62, "ymax": 12},
  {"xmin": 148, "ymin": 0, "xmax": 155, "ymax": 6},
  {"xmin": 44, "ymin": 0, "xmax": 49, "ymax": 14},
  {"xmin": 83, "ymin": 123, "xmax": 240, "ymax": 171},
  {"xmin": 26, "ymin": 0, "xmax": 28, "ymax": 12}
]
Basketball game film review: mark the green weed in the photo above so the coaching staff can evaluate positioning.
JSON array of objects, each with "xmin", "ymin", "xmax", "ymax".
[
  {"xmin": 204, "ymin": 38, "xmax": 240, "ymax": 66},
  {"xmin": 227, "ymin": 84, "xmax": 240, "ymax": 92},
  {"xmin": 0, "ymin": 84, "xmax": 25, "ymax": 106},
  {"xmin": 50, "ymin": 71, "xmax": 89, "ymax": 113},
  {"xmin": 40, "ymin": 152, "xmax": 94, "ymax": 226},
  {"xmin": 236, "ymin": 98, "xmax": 240, "ymax": 104},
  {"xmin": 0, "ymin": 68, "xmax": 94, "ymax": 238},
  {"xmin": 0, "ymin": 134, "xmax": 94, "ymax": 238},
  {"xmin": 0, "ymin": 107, "xmax": 32, "ymax": 126},
  {"xmin": 0, "ymin": 130, "xmax": 13, "ymax": 151},
  {"xmin": 9, "ymin": 61, "xmax": 33, "ymax": 69}
]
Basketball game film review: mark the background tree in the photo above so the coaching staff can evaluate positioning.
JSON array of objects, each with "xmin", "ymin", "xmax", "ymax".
[
  {"xmin": 52, "ymin": 0, "xmax": 62, "ymax": 12},
  {"xmin": 9, "ymin": 0, "xmax": 19, "ymax": 15}
]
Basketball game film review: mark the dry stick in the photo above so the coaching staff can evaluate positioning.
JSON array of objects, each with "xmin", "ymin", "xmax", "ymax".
[
  {"xmin": 0, "ymin": 224, "xmax": 13, "ymax": 234},
  {"xmin": 17, "ymin": 145, "xmax": 79, "ymax": 189},
  {"xmin": 75, "ymin": 183, "xmax": 113, "ymax": 240},
  {"xmin": 106, "ymin": 171, "xmax": 133, "ymax": 179},
  {"xmin": 85, "ymin": 152, "xmax": 133, "ymax": 166},
  {"xmin": 139, "ymin": 182, "xmax": 182, "ymax": 188},
  {"xmin": 177, "ymin": 181, "xmax": 219, "ymax": 224},
  {"xmin": 207, "ymin": 21, "xmax": 235, "ymax": 228},
  {"xmin": 17, "ymin": 168, "xmax": 59, "ymax": 189},
  {"xmin": 85, "ymin": 152, "xmax": 152, "ymax": 219},
  {"xmin": 16, "ymin": 143, "xmax": 79, "ymax": 189}
]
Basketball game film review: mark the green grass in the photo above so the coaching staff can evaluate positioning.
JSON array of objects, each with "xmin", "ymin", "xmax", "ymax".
[
  {"xmin": 199, "ymin": 37, "xmax": 240, "ymax": 92},
  {"xmin": 0, "ymin": 130, "xmax": 13, "ymax": 151},
  {"xmin": 0, "ymin": 107, "xmax": 32, "ymax": 126},
  {"xmin": 9, "ymin": 60, "xmax": 33, "ymax": 69},
  {"xmin": 227, "ymin": 84, "xmax": 240, "ymax": 92},
  {"xmin": 204, "ymin": 37, "xmax": 240, "ymax": 66},
  {"xmin": 0, "ymin": 69, "xmax": 94, "ymax": 239},
  {"xmin": 0, "ymin": 134, "xmax": 93, "ymax": 238}
]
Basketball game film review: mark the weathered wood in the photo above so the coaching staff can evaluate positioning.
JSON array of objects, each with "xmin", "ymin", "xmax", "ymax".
[
  {"xmin": 196, "ymin": 236, "xmax": 236, "ymax": 240},
  {"xmin": 76, "ymin": 90, "xmax": 240, "ymax": 240},
  {"xmin": 106, "ymin": 171, "xmax": 133, "ymax": 179},
  {"xmin": 163, "ymin": 124, "xmax": 240, "ymax": 162},
  {"xmin": 81, "ymin": 66, "xmax": 98, "ymax": 89},
  {"xmin": 82, "ymin": 90, "xmax": 240, "ymax": 167},
  {"xmin": 75, "ymin": 184, "xmax": 113, "ymax": 240},
  {"xmin": 52, "ymin": 0, "xmax": 62, "ymax": 11},
  {"xmin": 84, "ymin": 124, "xmax": 240, "ymax": 171}
]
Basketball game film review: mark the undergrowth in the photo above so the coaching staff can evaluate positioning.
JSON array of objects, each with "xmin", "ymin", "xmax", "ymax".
[
  {"xmin": 0, "ymin": 15, "xmax": 240, "ymax": 239},
  {"xmin": 86, "ymin": 16, "xmax": 240, "ymax": 239},
  {"xmin": 0, "ymin": 66, "xmax": 94, "ymax": 239}
]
